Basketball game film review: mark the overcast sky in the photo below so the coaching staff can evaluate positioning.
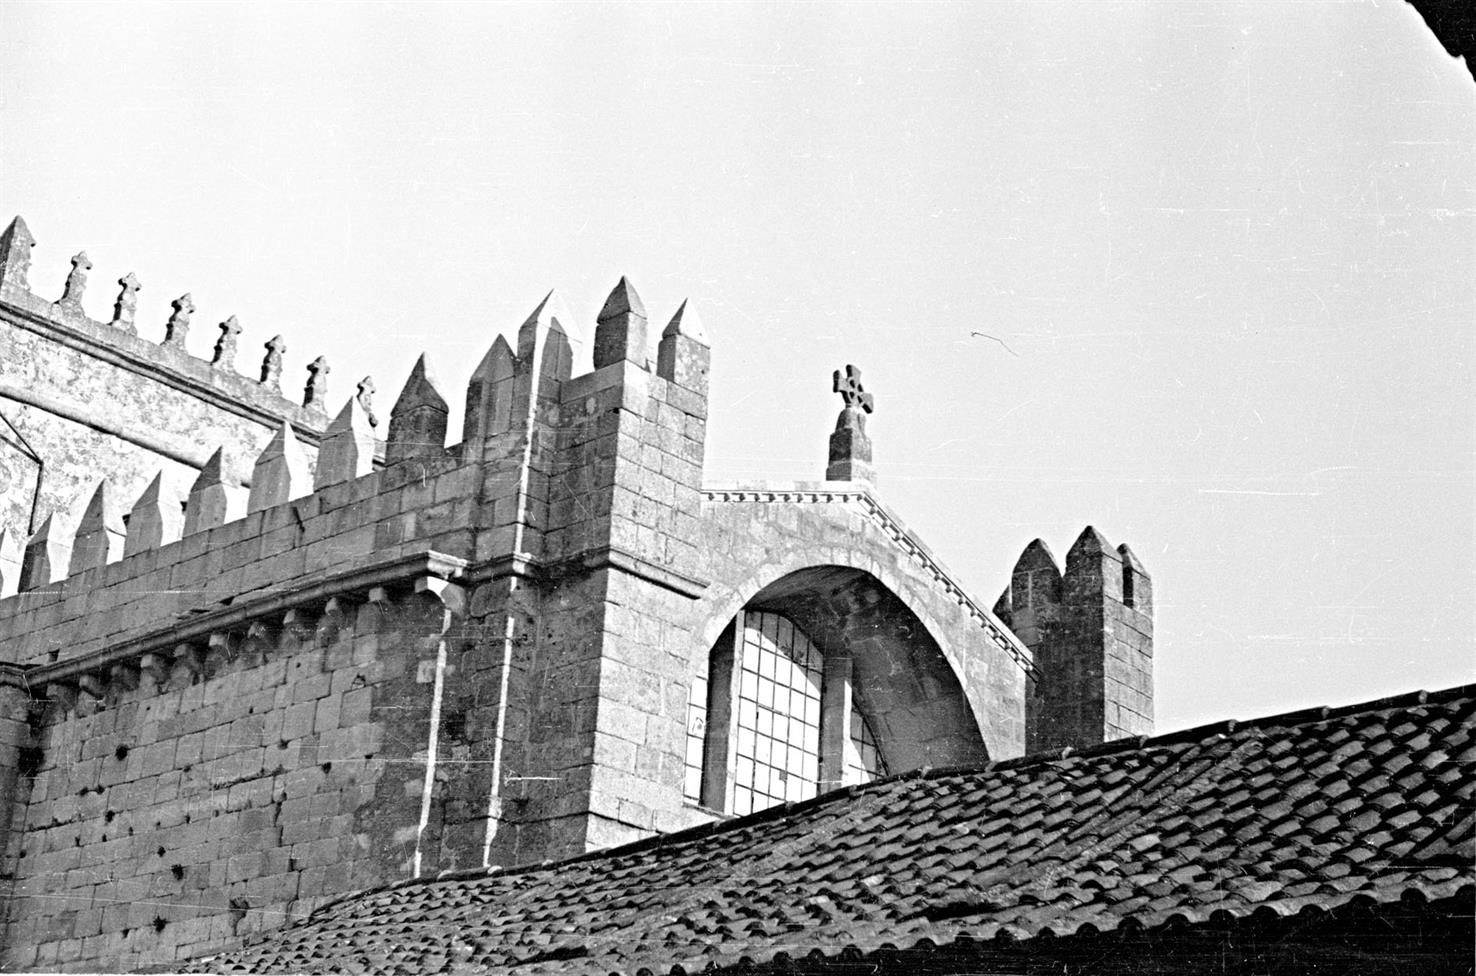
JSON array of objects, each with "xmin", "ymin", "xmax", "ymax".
[{"xmin": 2, "ymin": 1, "xmax": 1471, "ymax": 732}]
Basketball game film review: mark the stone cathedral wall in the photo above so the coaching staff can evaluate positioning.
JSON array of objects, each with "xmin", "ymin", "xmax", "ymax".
[{"xmin": 0, "ymin": 210, "xmax": 1144, "ymax": 973}]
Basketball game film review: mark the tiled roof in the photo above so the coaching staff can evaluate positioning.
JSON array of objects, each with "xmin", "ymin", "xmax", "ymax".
[{"xmin": 201, "ymin": 685, "xmax": 1475, "ymax": 974}]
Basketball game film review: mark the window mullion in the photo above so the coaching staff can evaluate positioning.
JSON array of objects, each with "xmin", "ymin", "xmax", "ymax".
[{"xmin": 819, "ymin": 650, "xmax": 852, "ymax": 790}]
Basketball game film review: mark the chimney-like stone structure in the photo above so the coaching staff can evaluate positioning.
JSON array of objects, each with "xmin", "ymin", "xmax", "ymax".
[{"xmin": 996, "ymin": 527, "xmax": 1154, "ymax": 754}]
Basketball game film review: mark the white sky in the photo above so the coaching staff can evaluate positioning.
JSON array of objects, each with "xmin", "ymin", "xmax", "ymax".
[{"xmin": 2, "ymin": 1, "xmax": 1471, "ymax": 732}]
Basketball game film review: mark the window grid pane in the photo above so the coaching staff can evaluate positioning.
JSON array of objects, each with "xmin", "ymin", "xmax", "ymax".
[
  {"xmin": 732, "ymin": 611, "xmax": 822, "ymax": 814},
  {"xmin": 683, "ymin": 675, "xmax": 708, "ymax": 803},
  {"xmin": 845, "ymin": 699, "xmax": 888, "ymax": 784}
]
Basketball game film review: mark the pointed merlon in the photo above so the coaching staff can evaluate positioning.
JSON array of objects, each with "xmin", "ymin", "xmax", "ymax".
[
  {"xmin": 304, "ymin": 356, "xmax": 330, "ymax": 411},
  {"xmin": 1013, "ymin": 538, "xmax": 1061, "ymax": 575},
  {"xmin": 124, "ymin": 471, "xmax": 183, "ymax": 558},
  {"xmin": 593, "ymin": 276, "xmax": 649, "ymax": 370},
  {"xmin": 385, "ymin": 354, "xmax": 450, "ymax": 465},
  {"xmin": 260, "ymin": 335, "xmax": 287, "ymax": 390},
  {"xmin": 356, "ymin": 376, "xmax": 379, "ymax": 427},
  {"xmin": 69, "ymin": 480, "xmax": 126, "ymax": 575},
  {"xmin": 248, "ymin": 422, "xmax": 312, "ymax": 513},
  {"xmin": 55, "ymin": 251, "xmax": 92, "ymax": 313},
  {"xmin": 462, "ymin": 333, "xmax": 518, "ymax": 451},
  {"xmin": 1117, "ymin": 543, "xmax": 1149, "ymax": 577},
  {"xmin": 183, "ymin": 446, "xmax": 245, "ymax": 535},
  {"xmin": 1067, "ymin": 526, "xmax": 1114, "ymax": 559},
  {"xmin": 162, "ymin": 294, "xmax": 195, "ymax": 348},
  {"xmin": 316, "ymin": 395, "xmax": 377, "ymax": 489},
  {"xmin": 1011, "ymin": 539, "xmax": 1063, "ymax": 610},
  {"xmin": 656, "ymin": 299, "xmax": 712, "ymax": 393},
  {"xmin": 0, "ymin": 215, "xmax": 36, "ymax": 291},
  {"xmin": 1064, "ymin": 525, "xmax": 1124, "ymax": 601},
  {"xmin": 661, "ymin": 300, "xmax": 709, "ymax": 344},
  {"xmin": 212, "ymin": 316, "xmax": 243, "ymax": 369},
  {"xmin": 19, "ymin": 514, "xmax": 69, "ymax": 591},
  {"xmin": 599, "ymin": 276, "xmax": 646, "ymax": 320},
  {"xmin": 992, "ymin": 587, "xmax": 1013, "ymax": 627},
  {"xmin": 0, "ymin": 527, "xmax": 22, "ymax": 598},
  {"xmin": 1118, "ymin": 542, "xmax": 1153, "ymax": 612},
  {"xmin": 517, "ymin": 290, "xmax": 583, "ymax": 382},
  {"xmin": 110, "ymin": 272, "xmax": 142, "ymax": 334}
]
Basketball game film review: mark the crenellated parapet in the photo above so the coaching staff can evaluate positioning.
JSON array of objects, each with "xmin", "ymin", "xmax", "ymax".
[
  {"xmin": 0, "ymin": 276, "xmax": 712, "ymax": 669},
  {"xmin": 995, "ymin": 527, "xmax": 1155, "ymax": 754},
  {"xmin": 0, "ymin": 216, "xmax": 333, "ymax": 435}
]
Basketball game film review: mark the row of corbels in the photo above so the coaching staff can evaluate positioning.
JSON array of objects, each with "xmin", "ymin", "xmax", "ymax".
[
  {"xmin": 0, "ymin": 216, "xmax": 331, "ymax": 411},
  {"xmin": 28, "ymin": 578, "xmax": 464, "ymax": 722}
]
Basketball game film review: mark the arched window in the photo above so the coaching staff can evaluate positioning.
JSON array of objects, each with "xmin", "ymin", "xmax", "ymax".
[{"xmin": 685, "ymin": 609, "xmax": 889, "ymax": 815}]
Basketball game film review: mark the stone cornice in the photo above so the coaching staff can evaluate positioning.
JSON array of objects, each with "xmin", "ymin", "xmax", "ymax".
[
  {"xmin": 24, "ymin": 548, "xmax": 469, "ymax": 688},
  {"xmin": 701, "ymin": 481, "xmax": 1037, "ymax": 678},
  {"xmin": 470, "ymin": 545, "xmax": 710, "ymax": 600},
  {"xmin": 0, "ymin": 288, "xmax": 327, "ymax": 446}
]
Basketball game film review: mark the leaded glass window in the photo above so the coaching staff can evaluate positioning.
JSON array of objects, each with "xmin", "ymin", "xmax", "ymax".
[{"xmin": 732, "ymin": 611, "xmax": 823, "ymax": 816}]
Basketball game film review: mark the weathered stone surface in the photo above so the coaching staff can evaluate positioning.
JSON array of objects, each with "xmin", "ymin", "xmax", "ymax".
[
  {"xmin": 162, "ymin": 293, "xmax": 195, "ymax": 348},
  {"xmin": 110, "ymin": 272, "xmax": 142, "ymax": 334},
  {"xmin": 0, "ymin": 292, "xmax": 323, "ymax": 549},
  {"xmin": 247, "ymin": 423, "xmax": 311, "ymax": 513},
  {"xmin": 260, "ymin": 334, "xmax": 287, "ymax": 389},
  {"xmin": 355, "ymin": 376, "xmax": 379, "ymax": 427},
  {"xmin": 593, "ymin": 277, "xmax": 648, "ymax": 369},
  {"xmin": 656, "ymin": 300, "xmax": 710, "ymax": 396},
  {"xmin": 0, "ymin": 215, "xmax": 35, "ymax": 291},
  {"xmin": 0, "ymin": 526, "xmax": 21, "ymax": 597},
  {"xmin": 462, "ymin": 334, "xmax": 516, "ymax": 451},
  {"xmin": 68, "ymin": 480, "xmax": 126, "ymax": 574},
  {"xmin": 212, "ymin": 315, "xmax": 243, "ymax": 368},
  {"xmin": 1007, "ymin": 527, "xmax": 1154, "ymax": 754},
  {"xmin": 0, "ymin": 264, "xmax": 1119, "ymax": 976},
  {"xmin": 385, "ymin": 354, "xmax": 449, "ymax": 464},
  {"xmin": 183, "ymin": 447, "xmax": 245, "ymax": 534},
  {"xmin": 826, "ymin": 364, "xmax": 875, "ymax": 483},
  {"xmin": 304, "ymin": 356, "xmax": 330, "ymax": 412},
  {"xmin": 18, "ymin": 513, "xmax": 68, "ymax": 590},
  {"xmin": 315, "ymin": 396, "xmax": 376, "ymax": 488},
  {"xmin": 124, "ymin": 471, "xmax": 184, "ymax": 557},
  {"xmin": 54, "ymin": 251, "xmax": 91, "ymax": 314}
]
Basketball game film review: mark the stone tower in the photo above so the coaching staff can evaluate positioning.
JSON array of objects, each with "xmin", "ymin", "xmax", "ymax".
[{"xmin": 994, "ymin": 528, "xmax": 1154, "ymax": 753}]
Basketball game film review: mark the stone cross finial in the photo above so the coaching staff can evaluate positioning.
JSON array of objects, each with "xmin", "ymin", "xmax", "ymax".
[
  {"xmin": 212, "ymin": 315, "xmax": 243, "ymax": 368},
  {"xmin": 304, "ymin": 356, "xmax": 330, "ymax": 410},
  {"xmin": 163, "ymin": 293, "xmax": 195, "ymax": 348},
  {"xmin": 357, "ymin": 376, "xmax": 379, "ymax": 427},
  {"xmin": 56, "ymin": 251, "xmax": 92, "ymax": 313},
  {"xmin": 826, "ymin": 364, "xmax": 875, "ymax": 483},
  {"xmin": 110, "ymin": 272, "xmax": 142, "ymax": 334},
  {"xmin": 260, "ymin": 335, "xmax": 286, "ymax": 389},
  {"xmin": 833, "ymin": 365, "xmax": 874, "ymax": 414}
]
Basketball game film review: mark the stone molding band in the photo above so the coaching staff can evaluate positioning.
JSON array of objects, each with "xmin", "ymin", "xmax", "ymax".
[
  {"xmin": 26, "ymin": 549, "xmax": 470, "ymax": 691},
  {"xmin": 471, "ymin": 544, "xmax": 710, "ymax": 600},
  {"xmin": 702, "ymin": 483, "xmax": 1037, "ymax": 678},
  {"xmin": 0, "ymin": 381, "xmax": 223, "ymax": 476}
]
